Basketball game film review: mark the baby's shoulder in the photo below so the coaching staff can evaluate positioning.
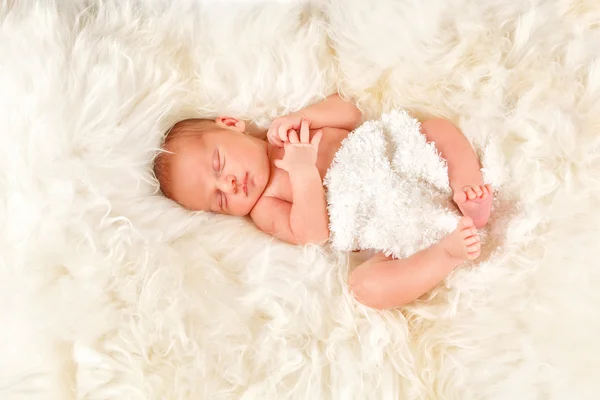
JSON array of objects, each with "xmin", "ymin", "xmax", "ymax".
[
  {"xmin": 249, "ymin": 194, "xmax": 292, "ymax": 234},
  {"xmin": 263, "ymin": 167, "xmax": 293, "ymax": 201}
]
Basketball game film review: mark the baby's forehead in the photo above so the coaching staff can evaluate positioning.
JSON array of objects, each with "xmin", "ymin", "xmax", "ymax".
[
  {"xmin": 169, "ymin": 118, "xmax": 215, "ymax": 136},
  {"xmin": 165, "ymin": 139, "xmax": 204, "ymax": 187},
  {"xmin": 168, "ymin": 135, "xmax": 206, "ymax": 162}
]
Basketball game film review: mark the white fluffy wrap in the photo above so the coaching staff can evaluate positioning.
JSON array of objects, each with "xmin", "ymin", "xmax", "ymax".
[{"xmin": 325, "ymin": 110, "xmax": 480, "ymax": 259}]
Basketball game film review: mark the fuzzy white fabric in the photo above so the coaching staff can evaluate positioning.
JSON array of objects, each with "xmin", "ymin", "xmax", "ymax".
[
  {"xmin": 2, "ymin": 0, "xmax": 600, "ymax": 399},
  {"xmin": 326, "ymin": 110, "xmax": 465, "ymax": 258}
]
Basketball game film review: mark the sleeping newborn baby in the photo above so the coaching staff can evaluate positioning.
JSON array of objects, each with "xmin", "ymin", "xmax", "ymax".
[{"xmin": 154, "ymin": 94, "xmax": 493, "ymax": 309}]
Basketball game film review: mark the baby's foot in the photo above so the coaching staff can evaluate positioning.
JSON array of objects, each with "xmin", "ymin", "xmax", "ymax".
[
  {"xmin": 441, "ymin": 216, "xmax": 481, "ymax": 261},
  {"xmin": 453, "ymin": 184, "xmax": 493, "ymax": 229}
]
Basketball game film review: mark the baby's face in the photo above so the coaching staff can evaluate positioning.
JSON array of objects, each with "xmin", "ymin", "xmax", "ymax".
[{"xmin": 166, "ymin": 125, "xmax": 271, "ymax": 216}]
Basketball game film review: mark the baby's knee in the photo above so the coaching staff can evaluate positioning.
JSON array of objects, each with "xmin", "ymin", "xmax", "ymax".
[{"xmin": 348, "ymin": 272, "xmax": 386, "ymax": 310}]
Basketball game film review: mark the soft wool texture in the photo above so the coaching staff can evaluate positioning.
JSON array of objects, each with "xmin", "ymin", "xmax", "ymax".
[
  {"xmin": 1, "ymin": 0, "xmax": 600, "ymax": 399},
  {"xmin": 326, "ymin": 110, "xmax": 477, "ymax": 259}
]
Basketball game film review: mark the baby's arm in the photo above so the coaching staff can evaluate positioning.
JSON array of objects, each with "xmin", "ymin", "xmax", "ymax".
[
  {"xmin": 285, "ymin": 163, "xmax": 330, "ymax": 244},
  {"xmin": 251, "ymin": 171, "xmax": 329, "ymax": 245},
  {"xmin": 296, "ymin": 94, "xmax": 362, "ymax": 131},
  {"xmin": 251, "ymin": 121, "xmax": 329, "ymax": 245},
  {"xmin": 420, "ymin": 119, "xmax": 492, "ymax": 228},
  {"xmin": 268, "ymin": 94, "xmax": 362, "ymax": 146}
]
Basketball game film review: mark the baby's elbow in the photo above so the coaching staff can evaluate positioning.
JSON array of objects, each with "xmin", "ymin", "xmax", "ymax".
[
  {"xmin": 348, "ymin": 106, "xmax": 363, "ymax": 131},
  {"xmin": 297, "ymin": 227, "xmax": 330, "ymax": 246}
]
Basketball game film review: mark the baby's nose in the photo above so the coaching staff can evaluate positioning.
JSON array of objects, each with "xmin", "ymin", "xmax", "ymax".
[{"xmin": 220, "ymin": 175, "xmax": 237, "ymax": 193}]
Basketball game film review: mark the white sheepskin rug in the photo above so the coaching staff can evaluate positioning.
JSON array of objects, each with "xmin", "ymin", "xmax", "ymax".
[{"xmin": 1, "ymin": 0, "xmax": 600, "ymax": 398}]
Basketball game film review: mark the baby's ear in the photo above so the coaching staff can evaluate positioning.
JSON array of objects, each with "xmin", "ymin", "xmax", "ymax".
[{"xmin": 215, "ymin": 116, "xmax": 245, "ymax": 132}]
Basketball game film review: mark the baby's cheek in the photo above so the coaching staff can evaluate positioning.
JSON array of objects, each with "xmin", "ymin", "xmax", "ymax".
[{"xmin": 231, "ymin": 199, "xmax": 251, "ymax": 217}]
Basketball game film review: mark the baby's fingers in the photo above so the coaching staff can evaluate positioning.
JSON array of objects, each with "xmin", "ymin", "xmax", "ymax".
[
  {"xmin": 299, "ymin": 119, "xmax": 310, "ymax": 143},
  {"xmin": 267, "ymin": 127, "xmax": 283, "ymax": 147},
  {"xmin": 311, "ymin": 130, "xmax": 323, "ymax": 148},
  {"xmin": 278, "ymin": 123, "xmax": 290, "ymax": 143},
  {"xmin": 288, "ymin": 129, "xmax": 299, "ymax": 144}
]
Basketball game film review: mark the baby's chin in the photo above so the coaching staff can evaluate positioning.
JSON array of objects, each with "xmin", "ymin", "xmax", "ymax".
[{"xmin": 226, "ymin": 198, "xmax": 259, "ymax": 217}]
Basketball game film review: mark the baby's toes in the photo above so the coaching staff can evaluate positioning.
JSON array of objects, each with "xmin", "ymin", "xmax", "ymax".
[
  {"xmin": 466, "ymin": 245, "xmax": 481, "ymax": 260},
  {"xmin": 453, "ymin": 190, "xmax": 467, "ymax": 204},
  {"xmin": 464, "ymin": 236, "xmax": 479, "ymax": 246},
  {"xmin": 479, "ymin": 186, "xmax": 489, "ymax": 199},
  {"xmin": 461, "ymin": 226, "xmax": 477, "ymax": 239},
  {"xmin": 466, "ymin": 240, "xmax": 481, "ymax": 256},
  {"xmin": 466, "ymin": 187, "xmax": 477, "ymax": 200},
  {"xmin": 458, "ymin": 216, "xmax": 475, "ymax": 231},
  {"xmin": 473, "ymin": 185, "xmax": 483, "ymax": 197}
]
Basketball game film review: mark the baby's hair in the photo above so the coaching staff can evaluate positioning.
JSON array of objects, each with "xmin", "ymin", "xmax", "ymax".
[{"xmin": 154, "ymin": 118, "xmax": 216, "ymax": 200}]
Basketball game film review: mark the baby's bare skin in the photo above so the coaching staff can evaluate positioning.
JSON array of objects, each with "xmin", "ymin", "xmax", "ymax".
[
  {"xmin": 453, "ymin": 184, "xmax": 493, "ymax": 229},
  {"xmin": 349, "ymin": 216, "xmax": 481, "ymax": 310},
  {"xmin": 441, "ymin": 216, "xmax": 481, "ymax": 261},
  {"xmin": 157, "ymin": 94, "xmax": 492, "ymax": 310}
]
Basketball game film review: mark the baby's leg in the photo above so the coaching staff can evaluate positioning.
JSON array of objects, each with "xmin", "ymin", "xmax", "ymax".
[
  {"xmin": 348, "ymin": 217, "xmax": 480, "ymax": 309},
  {"xmin": 420, "ymin": 119, "xmax": 493, "ymax": 228}
]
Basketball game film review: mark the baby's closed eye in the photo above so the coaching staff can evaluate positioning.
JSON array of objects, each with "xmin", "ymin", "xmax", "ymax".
[
  {"xmin": 217, "ymin": 190, "xmax": 226, "ymax": 210},
  {"xmin": 212, "ymin": 149, "xmax": 220, "ymax": 171}
]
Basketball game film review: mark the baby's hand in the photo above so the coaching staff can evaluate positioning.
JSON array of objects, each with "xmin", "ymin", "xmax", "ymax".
[
  {"xmin": 274, "ymin": 119, "xmax": 322, "ymax": 173},
  {"xmin": 267, "ymin": 111, "xmax": 307, "ymax": 147}
]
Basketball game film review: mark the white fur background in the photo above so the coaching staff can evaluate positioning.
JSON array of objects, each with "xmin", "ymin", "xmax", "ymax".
[{"xmin": 1, "ymin": 0, "xmax": 600, "ymax": 398}]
